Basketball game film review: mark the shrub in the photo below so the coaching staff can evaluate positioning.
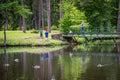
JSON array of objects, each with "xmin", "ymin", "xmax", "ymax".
[
  {"xmin": 51, "ymin": 25, "xmax": 59, "ymax": 30},
  {"xmin": 31, "ymin": 29, "xmax": 39, "ymax": 33}
]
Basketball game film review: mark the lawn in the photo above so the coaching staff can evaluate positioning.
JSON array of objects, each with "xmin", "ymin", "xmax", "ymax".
[{"xmin": 0, "ymin": 30, "xmax": 67, "ymax": 46}]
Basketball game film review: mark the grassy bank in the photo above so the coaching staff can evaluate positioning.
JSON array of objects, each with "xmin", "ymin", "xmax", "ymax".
[
  {"xmin": 0, "ymin": 31, "xmax": 68, "ymax": 46},
  {"xmin": 0, "ymin": 46, "xmax": 66, "ymax": 54}
]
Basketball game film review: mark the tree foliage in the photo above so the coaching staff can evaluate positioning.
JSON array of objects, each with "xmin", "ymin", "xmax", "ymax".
[
  {"xmin": 74, "ymin": 0, "xmax": 118, "ymax": 30},
  {"xmin": 0, "ymin": 0, "xmax": 32, "ymax": 30},
  {"xmin": 59, "ymin": 0, "xmax": 87, "ymax": 34},
  {"xmin": 0, "ymin": 0, "xmax": 119, "ymax": 33},
  {"xmin": 15, "ymin": 6, "xmax": 32, "ymax": 18}
]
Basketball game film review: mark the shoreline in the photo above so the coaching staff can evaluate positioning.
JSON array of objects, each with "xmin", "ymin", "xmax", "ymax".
[
  {"xmin": 0, "ymin": 45, "xmax": 68, "ymax": 54},
  {"xmin": 0, "ymin": 31, "xmax": 68, "ymax": 47},
  {"xmin": 0, "ymin": 43, "xmax": 68, "ymax": 47}
]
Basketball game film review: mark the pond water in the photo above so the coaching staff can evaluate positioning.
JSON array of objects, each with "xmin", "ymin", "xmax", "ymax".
[{"xmin": 0, "ymin": 43, "xmax": 120, "ymax": 80}]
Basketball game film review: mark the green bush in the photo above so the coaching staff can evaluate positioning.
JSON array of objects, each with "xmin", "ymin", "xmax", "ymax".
[
  {"xmin": 59, "ymin": 1, "xmax": 88, "ymax": 35},
  {"xmin": 51, "ymin": 25, "xmax": 59, "ymax": 30},
  {"xmin": 59, "ymin": 15, "xmax": 72, "ymax": 34},
  {"xmin": 31, "ymin": 29, "xmax": 39, "ymax": 33},
  {"xmin": 69, "ymin": 27, "xmax": 80, "ymax": 34}
]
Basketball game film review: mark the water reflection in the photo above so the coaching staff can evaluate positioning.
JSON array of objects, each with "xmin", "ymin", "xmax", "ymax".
[
  {"xmin": 0, "ymin": 44, "xmax": 120, "ymax": 80},
  {"xmin": 82, "ymin": 54, "xmax": 86, "ymax": 72},
  {"xmin": 3, "ymin": 47, "xmax": 9, "ymax": 67},
  {"xmin": 117, "ymin": 42, "xmax": 120, "ymax": 53},
  {"xmin": 3, "ymin": 47, "xmax": 9, "ymax": 80},
  {"xmin": 73, "ymin": 43, "xmax": 118, "ymax": 53}
]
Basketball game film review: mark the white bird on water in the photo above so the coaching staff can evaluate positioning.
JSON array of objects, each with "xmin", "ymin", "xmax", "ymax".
[
  {"xmin": 33, "ymin": 65, "xmax": 40, "ymax": 69},
  {"xmin": 51, "ymin": 75, "xmax": 55, "ymax": 80},
  {"xmin": 97, "ymin": 64, "xmax": 104, "ymax": 67},
  {"xmin": 3, "ymin": 63, "xmax": 10, "ymax": 67},
  {"xmin": 14, "ymin": 59, "xmax": 19, "ymax": 62}
]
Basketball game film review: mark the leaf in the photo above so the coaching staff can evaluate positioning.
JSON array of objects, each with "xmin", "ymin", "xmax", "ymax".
[{"xmin": 15, "ymin": 6, "xmax": 33, "ymax": 18}]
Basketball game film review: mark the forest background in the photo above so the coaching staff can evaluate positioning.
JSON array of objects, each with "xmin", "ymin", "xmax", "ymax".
[{"xmin": 0, "ymin": 0, "xmax": 119, "ymax": 33}]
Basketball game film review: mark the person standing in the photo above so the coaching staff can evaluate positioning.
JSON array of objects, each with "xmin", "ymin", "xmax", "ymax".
[
  {"xmin": 81, "ymin": 23, "xmax": 85, "ymax": 35},
  {"xmin": 45, "ymin": 30, "xmax": 49, "ymax": 40},
  {"xmin": 39, "ymin": 29, "xmax": 43, "ymax": 38}
]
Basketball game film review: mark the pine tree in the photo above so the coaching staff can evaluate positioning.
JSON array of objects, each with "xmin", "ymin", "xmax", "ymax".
[{"xmin": 46, "ymin": 0, "xmax": 51, "ymax": 32}]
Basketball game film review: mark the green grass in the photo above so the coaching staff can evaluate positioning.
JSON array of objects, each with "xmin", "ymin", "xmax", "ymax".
[{"xmin": 0, "ymin": 31, "xmax": 68, "ymax": 46}]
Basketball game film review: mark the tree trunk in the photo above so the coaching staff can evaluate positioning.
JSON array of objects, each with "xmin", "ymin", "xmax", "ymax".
[
  {"xmin": 0, "ymin": 23, "xmax": 2, "ymax": 30},
  {"xmin": 38, "ymin": 0, "xmax": 42, "ymax": 30},
  {"xmin": 41, "ymin": 0, "xmax": 44, "ymax": 30},
  {"xmin": 22, "ymin": 17, "xmax": 26, "ymax": 33},
  {"xmin": 4, "ymin": 9, "xmax": 8, "ymax": 47},
  {"xmin": 21, "ymin": 0, "xmax": 26, "ymax": 33},
  {"xmin": 33, "ymin": 0, "xmax": 37, "ymax": 29},
  {"xmin": 60, "ymin": 0, "xmax": 63, "ymax": 19},
  {"xmin": 34, "ymin": 12, "xmax": 37, "ymax": 29},
  {"xmin": 117, "ymin": 0, "xmax": 120, "ymax": 32},
  {"xmin": 19, "ymin": 16, "xmax": 22, "ymax": 30},
  {"xmin": 46, "ymin": 0, "xmax": 51, "ymax": 32}
]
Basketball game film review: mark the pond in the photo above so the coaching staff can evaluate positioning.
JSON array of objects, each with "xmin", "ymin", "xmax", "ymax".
[{"xmin": 0, "ymin": 42, "xmax": 120, "ymax": 80}]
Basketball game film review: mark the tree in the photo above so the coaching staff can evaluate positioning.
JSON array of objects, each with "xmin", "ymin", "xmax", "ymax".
[
  {"xmin": 0, "ymin": 1, "xmax": 19, "ymax": 47},
  {"xmin": 33, "ymin": 0, "xmax": 37, "ymax": 29},
  {"xmin": 60, "ymin": 0, "xmax": 63, "ymax": 19},
  {"xmin": 50, "ymin": 0, "xmax": 60, "ymax": 26},
  {"xmin": 38, "ymin": 0, "xmax": 42, "ymax": 29},
  {"xmin": 46, "ymin": 0, "xmax": 51, "ymax": 32},
  {"xmin": 59, "ymin": 0, "xmax": 87, "ymax": 34},
  {"xmin": 41, "ymin": 0, "xmax": 44, "ymax": 30},
  {"xmin": 21, "ymin": 0, "xmax": 26, "ymax": 33},
  {"xmin": 117, "ymin": 0, "xmax": 120, "ymax": 32},
  {"xmin": 74, "ymin": 0, "xmax": 118, "ymax": 31},
  {"xmin": 0, "ymin": 0, "xmax": 32, "ymax": 46},
  {"xmin": 4, "ymin": 8, "xmax": 8, "ymax": 47}
]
